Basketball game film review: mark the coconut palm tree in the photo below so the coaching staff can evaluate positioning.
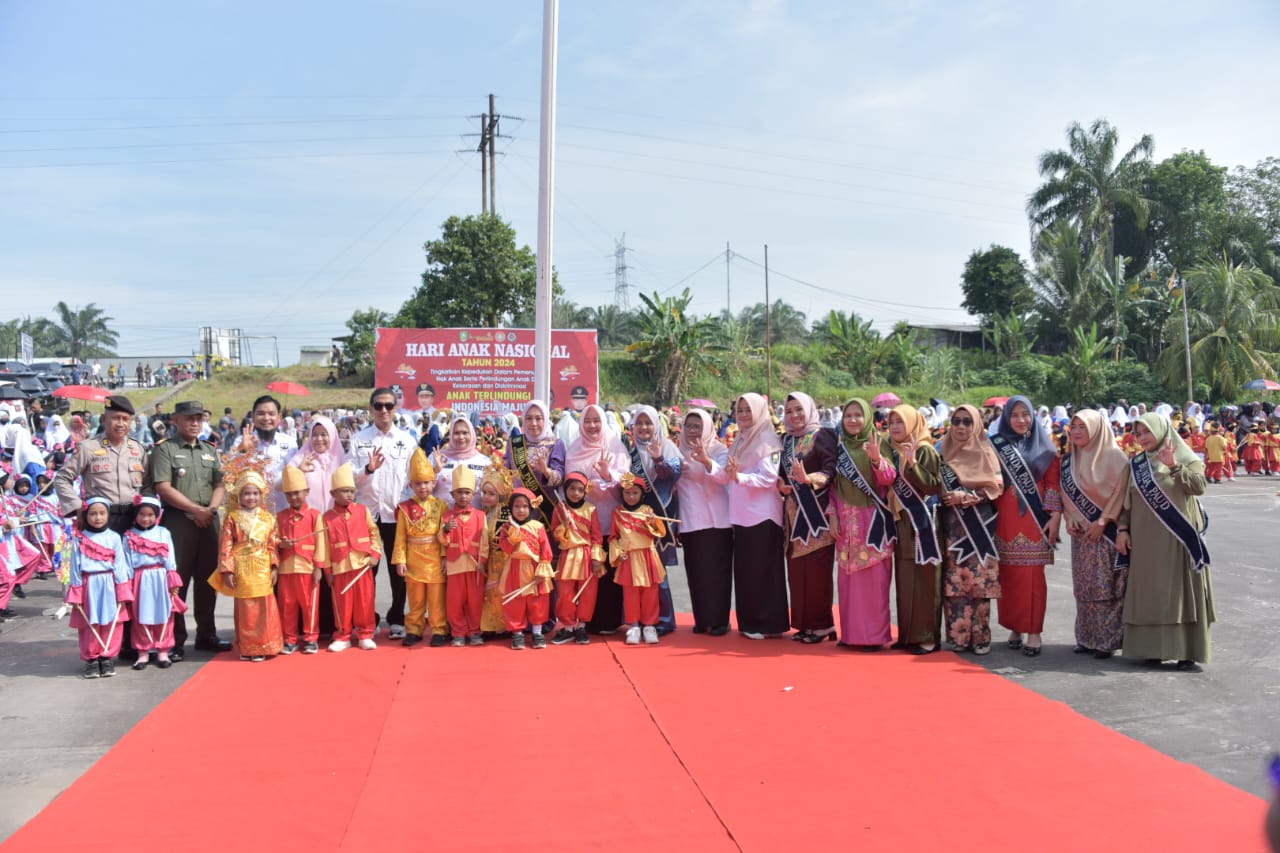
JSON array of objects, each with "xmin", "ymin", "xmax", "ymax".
[
  {"xmin": 739, "ymin": 300, "xmax": 809, "ymax": 346},
  {"xmin": 583, "ymin": 304, "xmax": 638, "ymax": 348},
  {"xmin": 1028, "ymin": 119, "xmax": 1155, "ymax": 269},
  {"xmin": 50, "ymin": 302, "xmax": 118, "ymax": 362},
  {"xmin": 1158, "ymin": 255, "xmax": 1279, "ymax": 400},
  {"xmin": 1031, "ymin": 219, "xmax": 1104, "ymax": 351}
]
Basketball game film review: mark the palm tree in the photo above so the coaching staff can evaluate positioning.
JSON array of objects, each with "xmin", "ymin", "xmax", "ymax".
[
  {"xmin": 818, "ymin": 310, "xmax": 882, "ymax": 382},
  {"xmin": 1063, "ymin": 323, "xmax": 1113, "ymax": 402},
  {"xmin": 1031, "ymin": 219, "xmax": 1104, "ymax": 351},
  {"xmin": 1028, "ymin": 119, "xmax": 1155, "ymax": 269},
  {"xmin": 583, "ymin": 304, "xmax": 638, "ymax": 348},
  {"xmin": 1092, "ymin": 255, "xmax": 1143, "ymax": 361},
  {"xmin": 50, "ymin": 302, "xmax": 118, "ymax": 362},
  {"xmin": 627, "ymin": 289, "xmax": 721, "ymax": 406},
  {"xmin": 1158, "ymin": 255, "xmax": 1280, "ymax": 399},
  {"xmin": 739, "ymin": 300, "xmax": 809, "ymax": 346}
]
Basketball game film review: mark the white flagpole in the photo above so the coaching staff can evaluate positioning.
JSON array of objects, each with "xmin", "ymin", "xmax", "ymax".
[{"xmin": 533, "ymin": 0, "xmax": 559, "ymax": 406}]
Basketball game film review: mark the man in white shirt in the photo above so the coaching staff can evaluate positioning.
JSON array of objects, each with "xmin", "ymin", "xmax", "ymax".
[
  {"xmin": 348, "ymin": 387, "xmax": 414, "ymax": 638},
  {"xmin": 229, "ymin": 395, "xmax": 298, "ymax": 513}
]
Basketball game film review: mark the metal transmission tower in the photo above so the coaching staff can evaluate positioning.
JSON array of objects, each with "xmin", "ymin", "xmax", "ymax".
[{"xmin": 613, "ymin": 233, "xmax": 632, "ymax": 310}]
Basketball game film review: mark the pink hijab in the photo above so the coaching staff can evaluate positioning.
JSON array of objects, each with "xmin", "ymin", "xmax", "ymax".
[
  {"xmin": 564, "ymin": 404, "xmax": 629, "ymax": 477},
  {"xmin": 728, "ymin": 392, "xmax": 781, "ymax": 469},
  {"xmin": 286, "ymin": 414, "xmax": 347, "ymax": 512},
  {"xmin": 784, "ymin": 392, "xmax": 821, "ymax": 438},
  {"xmin": 440, "ymin": 415, "xmax": 478, "ymax": 461},
  {"xmin": 680, "ymin": 408, "xmax": 726, "ymax": 461}
]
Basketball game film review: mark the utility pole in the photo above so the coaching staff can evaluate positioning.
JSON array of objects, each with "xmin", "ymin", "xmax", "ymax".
[
  {"xmin": 764, "ymin": 244, "xmax": 772, "ymax": 404},
  {"xmin": 478, "ymin": 107, "xmax": 489, "ymax": 214},
  {"xmin": 613, "ymin": 233, "xmax": 631, "ymax": 311}
]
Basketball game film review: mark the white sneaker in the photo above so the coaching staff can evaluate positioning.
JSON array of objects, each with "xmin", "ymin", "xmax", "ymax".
[
  {"xmin": 624, "ymin": 626, "xmax": 642, "ymax": 645},
  {"xmin": 642, "ymin": 626, "xmax": 659, "ymax": 644},
  {"xmin": 742, "ymin": 631, "xmax": 765, "ymax": 640},
  {"xmin": 388, "ymin": 624, "xmax": 405, "ymax": 640},
  {"xmin": 358, "ymin": 638, "xmax": 377, "ymax": 650},
  {"xmin": 328, "ymin": 639, "xmax": 351, "ymax": 653}
]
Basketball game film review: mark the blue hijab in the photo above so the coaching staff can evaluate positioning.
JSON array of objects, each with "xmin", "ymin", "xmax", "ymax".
[{"xmin": 994, "ymin": 395, "xmax": 1057, "ymax": 481}]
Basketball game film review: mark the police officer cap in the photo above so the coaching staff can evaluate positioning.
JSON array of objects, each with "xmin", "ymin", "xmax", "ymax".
[
  {"xmin": 173, "ymin": 400, "xmax": 204, "ymax": 416},
  {"xmin": 571, "ymin": 385, "xmax": 589, "ymax": 399},
  {"xmin": 104, "ymin": 395, "xmax": 135, "ymax": 415},
  {"xmin": 416, "ymin": 382, "xmax": 435, "ymax": 395}
]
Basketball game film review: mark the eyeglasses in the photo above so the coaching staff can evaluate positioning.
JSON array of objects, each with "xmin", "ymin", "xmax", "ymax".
[
  {"xmin": 952, "ymin": 417, "xmax": 973, "ymax": 426},
  {"xmin": 371, "ymin": 402, "xmax": 396, "ymax": 411}
]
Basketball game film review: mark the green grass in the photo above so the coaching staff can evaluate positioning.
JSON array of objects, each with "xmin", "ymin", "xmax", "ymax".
[{"xmin": 123, "ymin": 366, "xmax": 374, "ymax": 416}]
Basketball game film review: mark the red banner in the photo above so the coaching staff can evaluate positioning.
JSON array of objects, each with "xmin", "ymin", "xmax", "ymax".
[{"xmin": 375, "ymin": 328, "xmax": 599, "ymax": 416}]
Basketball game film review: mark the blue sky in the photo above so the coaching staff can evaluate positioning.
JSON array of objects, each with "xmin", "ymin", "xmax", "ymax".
[{"xmin": 2, "ymin": 1, "xmax": 1277, "ymax": 364}]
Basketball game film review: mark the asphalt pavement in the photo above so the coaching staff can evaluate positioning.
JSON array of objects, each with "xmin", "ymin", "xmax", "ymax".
[{"xmin": 2, "ymin": 473, "xmax": 1277, "ymax": 841}]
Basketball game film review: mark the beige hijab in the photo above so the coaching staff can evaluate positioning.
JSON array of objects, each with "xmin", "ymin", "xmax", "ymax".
[
  {"xmin": 1065, "ymin": 410, "xmax": 1129, "ymax": 526},
  {"xmin": 939, "ymin": 404, "xmax": 1003, "ymax": 500}
]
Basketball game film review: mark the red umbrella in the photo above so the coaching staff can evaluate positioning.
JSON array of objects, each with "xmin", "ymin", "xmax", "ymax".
[
  {"xmin": 984, "ymin": 396, "xmax": 1009, "ymax": 408},
  {"xmin": 266, "ymin": 381, "xmax": 311, "ymax": 397},
  {"xmin": 53, "ymin": 384, "xmax": 110, "ymax": 403}
]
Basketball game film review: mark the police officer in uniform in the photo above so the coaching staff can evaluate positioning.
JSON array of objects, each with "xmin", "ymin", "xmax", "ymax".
[
  {"xmin": 150, "ymin": 400, "xmax": 231, "ymax": 660},
  {"xmin": 54, "ymin": 395, "xmax": 149, "ymax": 531}
]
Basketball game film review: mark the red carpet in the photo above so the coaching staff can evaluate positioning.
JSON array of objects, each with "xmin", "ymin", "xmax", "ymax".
[{"xmin": 3, "ymin": 619, "xmax": 1267, "ymax": 852}]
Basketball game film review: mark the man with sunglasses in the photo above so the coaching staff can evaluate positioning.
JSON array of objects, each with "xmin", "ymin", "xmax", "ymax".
[{"xmin": 349, "ymin": 388, "xmax": 415, "ymax": 639}]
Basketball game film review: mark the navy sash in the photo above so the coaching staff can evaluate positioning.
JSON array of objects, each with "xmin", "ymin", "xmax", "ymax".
[
  {"xmin": 624, "ymin": 436, "xmax": 679, "ymax": 554},
  {"xmin": 510, "ymin": 433, "xmax": 555, "ymax": 526},
  {"xmin": 990, "ymin": 434, "xmax": 1052, "ymax": 540},
  {"xmin": 939, "ymin": 463, "xmax": 999, "ymax": 563},
  {"xmin": 835, "ymin": 443, "xmax": 896, "ymax": 553},
  {"xmin": 1059, "ymin": 454, "xmax": 1129, "ymax": 570},
  {"xmin": 1131, "ymin": 453, "xmax": 1210, "ymax": 571},
  {"xmin": 889, "ymin": 449, "xmax": 941, "ymax": 566},
  {"xmin": 781, "ymin": 432, "xmax": 831, "ymax": 547}
]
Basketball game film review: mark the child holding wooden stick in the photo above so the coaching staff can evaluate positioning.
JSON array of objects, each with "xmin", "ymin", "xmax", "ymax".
[
  {"xmin": 123, "ymin": 495, "xmax": 183, "ymax": 670},
  {"xmin": 323, "ymin": 463, "xmax": 381, "ymax": 652},
  {"xmin": 611, "ymin": 473, "xmax": 668, "ymax": 646},
  {"xmin": 550, "ymin": 471, "xmax": 604, "ymax": 645},
  {"xmin": 498, "ymin": 488, "xmax": 555, "ymax": 649},
  {"xmin": 277, "ymin": 465, "xmax": 328, "ymax": 655},
  {"xmin": 65, "ymin": 497, "xmax": 133, "ymax": 678}
]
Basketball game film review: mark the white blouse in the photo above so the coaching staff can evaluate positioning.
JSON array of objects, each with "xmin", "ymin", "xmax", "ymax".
[
  {"xmin": 676, "ymin": 446, "xmax": 731, "ymax": 532},
  {"xmin": 713, "ymin": 454, "xmax": 783, "ymax": 529}
]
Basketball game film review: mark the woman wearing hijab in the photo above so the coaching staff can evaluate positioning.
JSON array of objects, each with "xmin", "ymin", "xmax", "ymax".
[
  {"xmin": 504, "ymin": 400, "xmax": 566, "ymax": 523},
  {"xmin": 1116, "ymin": 412, "xmax": 1213, "ymax": 671},
  {"xmin": 1061, "ymin": 410, "xmax": 1130, "ymax": 658},
  {"xmin": 830, "ymin": 398, "xmax": 898, "ymax": 650},
  {"xmin": 885, "ymin": 404, "xmax": 943, "ymax": 653},
  {"xmin": 939, "ymin": 404, "xmax": 1004, "ymax": 654},
  {"xmin": 44, "ymin": 414, "xmax": 71, "ymax": 452},
  {"xmin": 676, "ymin": 409, "xmax": 732, "ymax": 634},
  {"xmin": 777, "ymin": 393, "xmax": 837, "ymax": 644},
  {"xmin": 991, "ymin": 395, "xmax": 1063, "ymax": 657},
  {"xmin": 286, "ymin": 415, "xmax": 348, "ymax": 514},
  {"xmin": 624, "ymin": 406, "xmax": 681, "ymax": 634},
  {"xmin": 718, "ymin": 392, "xmax": 788, "ymax": 639},
  {"xmin": 69, "ymin": 415, "xmax": 90, "ymax": 445},
  {"xmin": 431, "ymin": 416, "xmax": 494, "ymax": 506},
  {"xmin": 566, "ymin": 404, "xmax": 631, "ymax": 633}
]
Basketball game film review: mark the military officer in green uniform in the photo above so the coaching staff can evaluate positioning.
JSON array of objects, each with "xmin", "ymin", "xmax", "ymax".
[
  {"xmin": 54, "ymin": 395, "xmax": 149, "ymax": 531},
  {"xmin": 150, "ymin": 399, "xmax": 231, "ymax": 659}
]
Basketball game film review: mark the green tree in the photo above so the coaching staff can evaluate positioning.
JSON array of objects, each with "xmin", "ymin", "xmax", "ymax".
[
  {"xmin": 1159, "ymin": 255, "xmax": 1279, "ymax": 400},
  {"xmin": 627, "ymin": 289, "xmax": 721, "ymax": 406},
  {"xmin": 1028, "ymin": 119, "xmax": 1155, "ymax": 270},
  {"xmin": 582, "ymin": 304, "xmax": 638, "ymax": 348},
  {"xmin": 983, "ymin": 313, "xmax": 1038, "ymax": 361},
  {"xmin": 512, "ymin": 296, "xmax": 589, "ymax": 330},
  {"xmin": 1224, "ymin": 157, "xmax": 1280, "ymax": 281},
  {"xmin": 877, "ymin": 324, "xmax": 921, "ymax": 385},
  {"xmin": 49, "ymin": 302, "xmax": 118, "ymax": 362},
  {"xmin": 1063, "ymin": 323, "xmax": 1113, "ymax": 402},
  {"xmin": 340, "ymin": 307, "xmax": 391, "ymax": 373},
  {"xmin": 0, "ymin": 316, "xmax": 59, "ymax": 360},
  {"xmin": 1093, "ymin": 255, "xmax": 1142, "ymax": 361},
  {"xmin": 396, "ymin": 215, "xmax": 549, "ymax": 329},
  {"xmin": 1031, "ymin": 219, "xmax": 1104, "ymax": 351},
  {"xmin": 960, "ymin": 245, "xmax": 1033, "ymax": 324},
  {"xmin": 817, "ymin": 310, "xmax": 882, "ymax": 383},
  {"xmin": 740, "ymin": 300, "xmax": 808, "ymax": 345},
  {"xmin": 1145, "ymin": 150, "xmax": 1229, "ymax": 272}
]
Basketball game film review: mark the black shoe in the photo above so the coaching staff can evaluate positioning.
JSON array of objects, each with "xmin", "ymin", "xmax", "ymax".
[
  {"xmin": 910, "ymin": 644, "xmax": 937, "ymax": 655},
  {"xmin": 429, "ymin": 634, "xmax": 449, "ymax": 648},
  {"xmin": 511, "ymin": 633, "xmax": 525, "ymax": 650},
  {"xmin": 280, "ymin": 643, "xmax": 298, "ymax": 655},
  {"xmin": 12, "ymin": 585, "xmax": 24, "ymax": 599},
  {"xmin": 1023, "ymin": 644, "xmax": 1042, "ymax": 657},
  {"xmin": 193, "ymin": 636, "xmax": 233, "ymax": 653},
  {"xmin": 130, "ymin": 658, "xmax": 148, "ymax": 671},
  {"xmin": 574, "ymin": 627, "xmax": 590, "ymax": 645},
  {"xmin": 170, "ymin": 647, "xmax": 185, "ymax": 662},
  {"xmin": 1072, "ymin": 644, "xmax": 1092, "ymax": 654},
  {"xmin": 708, "ymin": 625, "xmax": 729, "ymax": 637},
  {"xmin": 1175, "ymin": 659, "xmax": 1203, "ymax": 672},
  {"xmin": 692, "ymin": 626, "xmax": 708, "ymax": 635},
  {"xmin": 1007, "ymin": 637, "xmax": 1023, "ymax": 650},
  {"xmin": 800, "ymin": 631, "xmax": 835, "ymax": 645},
  {"xmin": 656, "ymin": 625, "xmax": 674, "ymax": 636},
  {"xmin": 531, "ymin": 633, "xmax": 547, "ymax": 649},
  {"xmin": 98, "ymin": 658, "xmax": 116, "ymax": 678},
  {"xmin": 402, "ymin": 633, "xmax": 423, "ymax": 647},
  {"xmin": 1093, "ymin": 650, "xmax": 1114, "ymax": 659},
  {"xmin": 550, "ymin": 628, "xmax": 576, "ymax": 645},
  {"xmin": 83, "ymin": 660, "xmax": 101, "ymax": 679},
  {"xmin": 0, "ymin": 608, "xmax": 18, "ymax": 618},
  {"xmin": 155, "ymin": 658, "xmax": 172, "ymax": 669}
]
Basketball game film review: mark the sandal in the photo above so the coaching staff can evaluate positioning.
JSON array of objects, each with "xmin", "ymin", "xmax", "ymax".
[
  {"xmin": 1023, "ymin": 644, "xmax": 1042, "ymax": 657},
  {"xmin": 1007, "ymin": 635, "xmax": 1023, "ymax": 650}
]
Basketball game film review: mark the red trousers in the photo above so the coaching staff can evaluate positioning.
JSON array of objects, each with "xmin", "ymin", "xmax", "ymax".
[
  {"xmin": 1205, "ymin": 461, "xmax": 1225, "ymax": 480},
  {"xmin": 556, "ymin": 577, "xmax": 598, "ymax": 627},
  {"xmin": 332, "ymin": 569, "xmax": 376, "ymax": 641},
  {"xmin": 503, "ymin": 592, "xmax": 549, "ymax": 633},
  {"xmin": 446, "ymin": 571, "xmax": 484, "ymax": 637},
  {"xmin": 623, "ymin": 585, "xmax": 660, "ymax": 626},
  {"xmin": 277, "ymin": 573, "xmax": 320, "ymax": 644}
]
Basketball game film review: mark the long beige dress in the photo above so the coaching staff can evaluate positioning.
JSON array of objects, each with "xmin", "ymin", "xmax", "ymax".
[{"xmin": 1119, "ymin": 459, "xmax": 1214, "ymax": 663}]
